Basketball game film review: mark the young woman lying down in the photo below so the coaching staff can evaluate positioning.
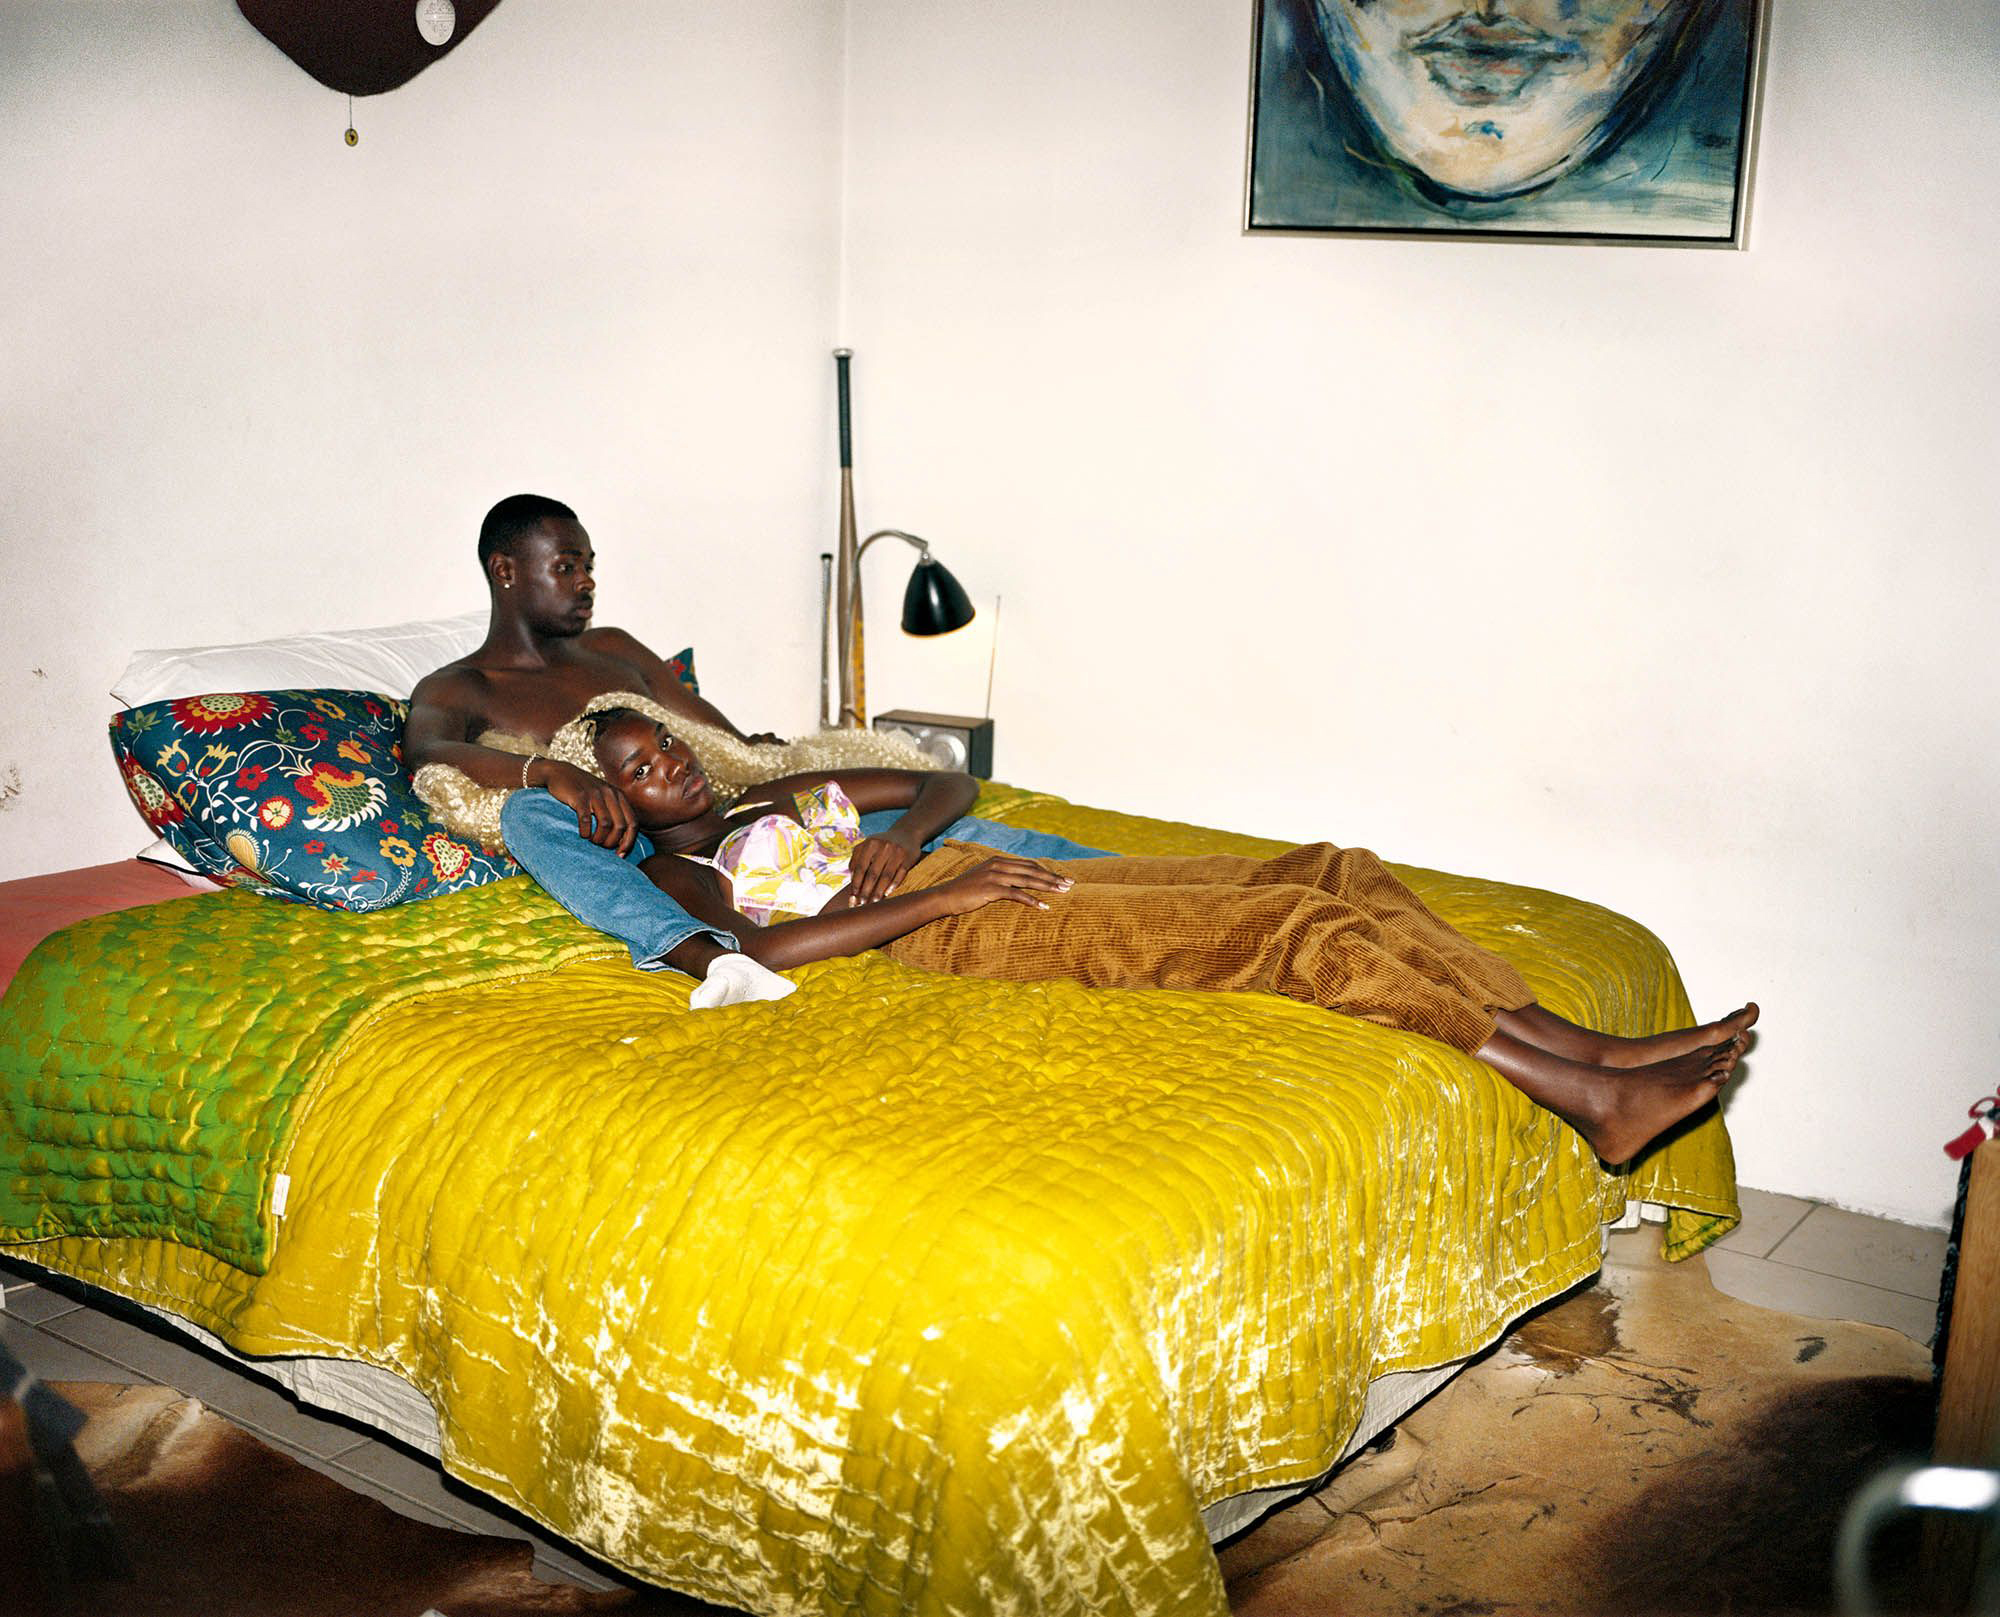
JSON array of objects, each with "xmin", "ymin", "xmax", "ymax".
[{"xmin": 556, "ymin": 700, "xmax": 1756, "ymax": 1169}]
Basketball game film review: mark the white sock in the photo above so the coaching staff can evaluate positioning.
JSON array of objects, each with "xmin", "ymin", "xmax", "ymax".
[{"xmin": 688, "ymin": 952, "xmax": 796, "ymax": 1011}]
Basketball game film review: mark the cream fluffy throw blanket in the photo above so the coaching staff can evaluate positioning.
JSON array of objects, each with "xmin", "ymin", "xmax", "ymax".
[{"xmin": 411, "ymin": 691, "xmax": 940, "ymax": 855}]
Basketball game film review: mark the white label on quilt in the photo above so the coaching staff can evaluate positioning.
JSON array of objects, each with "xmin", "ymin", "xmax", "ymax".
[{"xmin": 272, "ymin": 1173, "xmax": 292, "ymax": 1218}]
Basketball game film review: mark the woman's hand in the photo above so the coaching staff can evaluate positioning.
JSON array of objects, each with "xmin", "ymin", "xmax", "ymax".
[
  {"xmin": 934, "ymin": 857, "xmax": 1073, "ymax": 916},
  {"xmin": 847, "ymin": 827, "xmax": 922, "ymax": 903},
  {"xmin": 532, "ymin": 757, "xmax": 639, "ymax": 855}
]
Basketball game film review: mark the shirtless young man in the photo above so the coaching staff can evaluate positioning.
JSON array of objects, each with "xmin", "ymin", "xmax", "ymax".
[
  {"xmin": 405, "ymin": 494, "xmax": 1109, "ymax": 995},
  {"xmin": 404, "ymin": 492, "xmax": 782, "ymax": 862}
]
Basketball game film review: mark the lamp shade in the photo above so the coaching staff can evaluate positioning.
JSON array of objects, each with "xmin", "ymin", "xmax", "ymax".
[{"xmin": 900, "ymin": 557, "xmax": 975, "ymax": 636}]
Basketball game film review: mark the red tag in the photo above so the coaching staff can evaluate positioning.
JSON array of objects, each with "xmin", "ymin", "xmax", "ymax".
[{"xmin": 1946, "ymin": 1121, "xmax": 1990, "ymax": 1160}]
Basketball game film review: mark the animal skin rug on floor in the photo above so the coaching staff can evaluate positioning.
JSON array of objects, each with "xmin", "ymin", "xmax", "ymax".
[
  {"xmin": 20, "ymin": 1236, "xmax": 1933, "ymax": 1616},
  {"xmin": 16, "ymin": 1380, "xmax": 721, "ymax": 1617},
  {"xmin": 1222, "ymin": 1231, "xmax": 1935, "ymax": 1615}
]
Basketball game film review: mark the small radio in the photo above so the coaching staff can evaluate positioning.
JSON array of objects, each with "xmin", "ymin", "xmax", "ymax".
[{"xmin": 874, "ymin": 710, "xmax": 995, "ymax": 778}]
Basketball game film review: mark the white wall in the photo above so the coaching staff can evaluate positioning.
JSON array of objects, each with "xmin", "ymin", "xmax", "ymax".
[
  {"xmin": 0, "ymin": 0, "xmax": 843, "ymax": 880},
  {"xmin": 841, "ymin": 1, "xmax": 2000, "ymax": 1227}
]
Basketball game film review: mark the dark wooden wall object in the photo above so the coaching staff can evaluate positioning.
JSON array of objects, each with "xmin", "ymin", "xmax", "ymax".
[
  {"xmin": 1926, "ymin": 1136, "xmax": 2000, "ymax": 1608},
  {"xmin": 237, "ymin": 0, "xmax": 506, "ymax": 96}
]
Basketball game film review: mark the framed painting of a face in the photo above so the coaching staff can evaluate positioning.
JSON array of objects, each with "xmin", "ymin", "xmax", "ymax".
[{"xmin": 1246, "ymin": 0, "xmax": 1765, "ymax": 243}]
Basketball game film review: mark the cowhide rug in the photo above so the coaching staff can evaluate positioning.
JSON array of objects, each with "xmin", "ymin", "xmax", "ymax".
[
  {"xmin": 1222, "ymin": 1231, "xmax": 1935, "ymax": 1614},
  {"xmin": 17, "ymin": 1233, "xmax": 1935, "ymax": 1616},
  {"xmin": 16, "ymin": 1382, "xmax": 725, "ymax": 1616}
]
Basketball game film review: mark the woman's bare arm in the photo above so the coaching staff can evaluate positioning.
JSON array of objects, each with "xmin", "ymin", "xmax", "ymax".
[
  {"xmin": 645, "ymin": 847, "xmax": 1065, "ymax": 975},
  {"xmin": 740, "ymin": 767, "xmax": 973, "ymax": 823}
]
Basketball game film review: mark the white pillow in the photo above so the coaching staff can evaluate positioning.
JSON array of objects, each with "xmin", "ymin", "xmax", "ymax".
[
  {"xmin": 113, "ymin": 609, "xmax": 488, "ymax": 870},
  {"xmin": 111, "ymin": 609, "xmax": 488, "ymax": 708},
  {"xmin": 136, "ymin": 836, "xmax": 220, "ymax": 886}
]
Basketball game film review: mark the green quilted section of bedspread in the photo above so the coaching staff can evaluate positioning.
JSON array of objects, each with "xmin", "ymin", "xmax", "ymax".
[{"xmin": 0, "ymin": 877, "xmax": 618, "ymax": 1272}]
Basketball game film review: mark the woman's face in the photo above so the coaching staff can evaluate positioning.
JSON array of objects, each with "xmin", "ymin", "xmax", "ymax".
[
  {"xmin": 1310, "ymin": 0, "xmax": 1695, "ymax": 198},
  {"xmin": 594, "ymin": 717, "xmax": 713, "ymax": 831}
]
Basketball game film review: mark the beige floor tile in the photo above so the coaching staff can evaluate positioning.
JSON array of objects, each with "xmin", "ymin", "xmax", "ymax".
[
  {"xmin": 532, "ymin": 1544, "xmax": 623, "ymax": 1592},
  {"xmin": 327, "ymin": 1432, "xmax": 524, "ymax": 1531},
  {"xmin": 0, "ymin": 1311, "xmax": 150, "ymax": 1385},
  {"xmin": 374, "ymin": 1495, "xmax": 466, "ymax": 1534},
  {"xmin": 38, "ymin": 1295, "xmax": 217, "ymax": 1377},
  {"xmin": 276, "ymin": 1444, "xmax": 470, "ymax": 1533},
  {"xmin": 1602, "ymin": 1223, "xmax": 1655, "ymax": 1265},
  {"xmin": 1767, "ymin": 1203, "xmax": 1949, "ymax": 1300},
  {"xmin": 0, "ymin": 1280, "xmax": 84, "ymax": 1325},
  {"xmin": 1707, "ymin": 1185, "xmax": 1814, "ymax": 1258},
  {"xmin": 1705, "ymin": 1248, "xmax": 1938, "ymax": 1343}
]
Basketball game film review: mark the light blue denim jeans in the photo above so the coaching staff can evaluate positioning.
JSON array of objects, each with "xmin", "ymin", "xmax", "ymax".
[
  {"xmin": 853, "ymin": 810, "xmax": 1110, "ymax": 863},
  {"xmin": 500, "ymin": 789, "xmax": 739, "ymax": 970},
  {"xmin": 500, "ymin": 789, "xmax": 1112, "ymax": 971}
]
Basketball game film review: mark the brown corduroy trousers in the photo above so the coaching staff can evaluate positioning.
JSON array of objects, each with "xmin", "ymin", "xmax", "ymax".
[{"xmin": 882, "ymin": 841, "xmax": 1535, "ymax": 1054}]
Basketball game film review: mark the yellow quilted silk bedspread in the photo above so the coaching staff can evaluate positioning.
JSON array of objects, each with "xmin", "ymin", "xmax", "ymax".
[{"xmin": 8, "ymin": 791, "xmax": 1737, "ymax": 1615}]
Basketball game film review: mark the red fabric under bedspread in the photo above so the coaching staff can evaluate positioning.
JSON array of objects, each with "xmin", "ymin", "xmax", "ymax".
[{"xmin": 0, "ymin": 860, "xmax": 215, "ymax": 998}]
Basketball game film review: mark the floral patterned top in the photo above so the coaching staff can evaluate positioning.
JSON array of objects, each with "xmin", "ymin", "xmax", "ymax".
[{"xmin": 702, "ymin": 780, "xmax": 866, "ymax": 925}]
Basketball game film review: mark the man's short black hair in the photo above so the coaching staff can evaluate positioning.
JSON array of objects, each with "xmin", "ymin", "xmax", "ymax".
[{"xmin": 478, "ymin": 493, "xmax": 577, "ymax": 572}]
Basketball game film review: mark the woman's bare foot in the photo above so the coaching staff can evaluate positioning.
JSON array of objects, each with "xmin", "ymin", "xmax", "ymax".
[
  {"xmin": 1473, "ymin": 1031, "xmax": 1746, "ymax": 1167},
  {"xmin": 1594, "ymin": 1003, "xmax": 1759, "ymax": 1068},
  {"xmin": 1497, "ymin": 1001, "xmax": 1759, "ymax": 1069},
  {"xmin": 1580, "ymin": 1036, "xmax": 1746, "ymax": 1164}
]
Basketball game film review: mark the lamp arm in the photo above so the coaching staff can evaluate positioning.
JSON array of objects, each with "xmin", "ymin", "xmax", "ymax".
[
  {"xmin": 857, "ymin": 528, "xmax": 932, "ymax": 562},
  {"xmin": 833, "ymin": 530, "xmax": 949, "ymax": 730}
]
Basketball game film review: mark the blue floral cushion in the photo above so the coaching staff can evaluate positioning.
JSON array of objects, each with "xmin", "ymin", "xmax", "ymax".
[{"xmin": 109, "ymin": 690, "xmax": 517, "ymax": 912}]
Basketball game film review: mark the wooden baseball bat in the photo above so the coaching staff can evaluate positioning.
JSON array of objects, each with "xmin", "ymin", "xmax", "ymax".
[{"xmin": 833, "ymin": 348, "xmax": 866, "ymax": 727}]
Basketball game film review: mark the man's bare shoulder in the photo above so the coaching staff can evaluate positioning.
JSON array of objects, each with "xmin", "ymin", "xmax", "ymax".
[
  {"xmin": 408, "ymin": 659, "xmax": 492, "ymax": 713},
  {"xmin": 575, "ymin": 624, "xmax": 659, "ymax": 664}
]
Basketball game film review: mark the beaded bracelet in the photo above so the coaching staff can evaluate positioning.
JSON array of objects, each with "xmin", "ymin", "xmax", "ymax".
[{"xmin": 521, "ymin": 753, "xmax": 541, "ymax": 790}]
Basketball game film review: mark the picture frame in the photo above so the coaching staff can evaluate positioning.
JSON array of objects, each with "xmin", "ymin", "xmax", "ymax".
[{"xmin": 1244, "ymin": 0, "xmax": 1767, "ymax": 247}]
